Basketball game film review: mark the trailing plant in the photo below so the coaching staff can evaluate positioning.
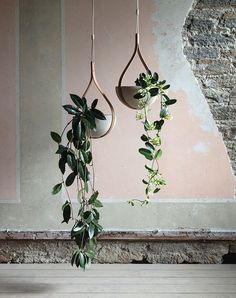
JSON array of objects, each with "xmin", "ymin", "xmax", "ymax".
[
  {"xmin": 51, "ymin": 94, "xmax": 106, "ymax": 270},
  {"xmin": 128, "ymin": 71, "xmax": 177, "ymax": 206}
]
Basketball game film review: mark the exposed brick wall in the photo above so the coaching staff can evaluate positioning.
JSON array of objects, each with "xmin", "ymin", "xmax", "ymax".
[{"xmin": 182, "ymin": 0, "xmax": 236, "ymax": 176}]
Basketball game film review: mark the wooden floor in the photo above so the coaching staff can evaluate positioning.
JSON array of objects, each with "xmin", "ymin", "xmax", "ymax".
[{"xmin": 0, "ymin": 264, "xmax": 236, "ymax": 297}]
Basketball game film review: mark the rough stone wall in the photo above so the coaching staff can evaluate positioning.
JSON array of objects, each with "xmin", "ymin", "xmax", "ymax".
[
  {"xmin": 0, "ymin": 240, "xmax": 232, "ymax": 264},
  {"xmin": 182, "ymin": 0, "xmax": 236, "ymax": 176}
]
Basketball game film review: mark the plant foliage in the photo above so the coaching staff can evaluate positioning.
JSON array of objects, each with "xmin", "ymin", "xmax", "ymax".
[
  {"xmin": 128, "ymin": 71, "xmax": 177, "ymax": 206},
  {"xmin": 51, "ymin": 94, "xmax": 105, "ymax": 270}
]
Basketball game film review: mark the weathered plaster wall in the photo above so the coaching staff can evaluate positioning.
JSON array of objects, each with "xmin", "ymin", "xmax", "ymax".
[
  {"xmin": 182, "ymin": 0, "xmax": 236, "ymax": 176},
  {"xmin": 0, "ymin": 0, "xmax": 235, "ymax": 234}
]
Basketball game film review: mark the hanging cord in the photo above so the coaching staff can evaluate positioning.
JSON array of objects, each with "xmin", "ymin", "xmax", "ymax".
[
  {"xmin": 91, "ymin": 0, "xmax": 95, "ymax": 63},
  {"xmin": 136, "ymin": 0, "xmax": 140, "ymax": 35}
]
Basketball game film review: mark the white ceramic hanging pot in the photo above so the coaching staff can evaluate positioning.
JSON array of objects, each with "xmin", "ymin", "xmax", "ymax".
[
  {"xmin": 90, "ymin": 114, "xmax": 112, "ymax": 138},
  {"xmin": 116, "ymin": 86, "xmax": 157, "ymax": 110}
]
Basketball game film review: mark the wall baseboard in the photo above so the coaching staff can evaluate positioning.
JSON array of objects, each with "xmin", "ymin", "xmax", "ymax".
[{"xmin": 1, "ymin": 230, "xmax": 236, "ymax": 241}]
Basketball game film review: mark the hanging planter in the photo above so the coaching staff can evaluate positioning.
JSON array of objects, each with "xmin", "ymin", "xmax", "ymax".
[
  {"xmin": 115, "ymin": 86, "xmax": 157, "ymax": 110},
  {"xmin": 116, "ymin": 0, "xmax": 157, "ymax": 110},
  {"xmin": 90, "ymin": 113, "xmax": 112, "ymax": 138},
  {"xmin": 83, "ymin": 60, "xmax": 116, "ymax": 138},
  {"xmin": 82, "ymin": 0, "xmax": 116, "ymax": 138}
]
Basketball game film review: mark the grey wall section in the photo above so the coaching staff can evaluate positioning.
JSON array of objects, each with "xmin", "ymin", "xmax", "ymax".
[{"xmin": 0, "ymin": 0, "xmax": 63, "ymax": 229}]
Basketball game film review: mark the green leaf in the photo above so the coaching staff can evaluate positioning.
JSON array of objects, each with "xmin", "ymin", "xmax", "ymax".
[
  {"xmin": 62, "ymin": 200, "xmax": 71, "ymax": 223},
  {"xmin": 56, "ymin": 144, "xmax": 67, "ymax": 155},
  {"xmin": 58, "ymin": 155, "xmax": 66, "ymax": 174},
  {"xmin": 84, "ymin": 211, "xmax": 93, "ymax": 223},
  {"xmin": 92, "ymin": 208, "xmax": 100, "ymax": 220},
  {"xmin": 140, "ymin": 78, "xmax": 147, "ymax": 88},
  {"xmin": 65, "ymin": 172, "xmax": 76, "ymax": 187},
  {"xmin": 86, "ymin": 151, "xmax": 92, "ymax": 164},
  {"xmin": 153, "ymin": 72, "xmax": 159, "ymax": 82},
  {"xmin": 77, "ymin": 188, "xmax": 84, "ymax": 203},
  {"xmin": 134, "ymin": 92, "xmax": 144, "ymax": 99},
  {"xmin": 88, "ymin": 191, "xmax": 99, "ymax": 204},
  {"xmin": 71, "ymin": 221, "xmax": 84, "ymax": 237},
  {"xmin": 154, "ymin": 120, "xmax": 164, "ymax": 130},
  {"xmin": 162, "ymin": 94, "xmax": 170, "ymax": 101},
  {"xmin": 84, "ymin": 182, "xmax": 89, "ymax": 193},
  {"xmin": 79, "ymin": 252, "xmax": 85, "ymax": 270},
  {"xmin": 75, "ymin": 251, "xmax": 80, "ymax": 268},
  {"xmin": 78, "ymin": 162, "xmax": 89, "ymax": 182},
  {"xmin": 82, "ymin": 140, "xmax": 90, "ymax": 151},
  {"xmin": 91, "ymin": 98, "xmax": 98, "ymax": 109},
  {"xmin": 52, "ymin": 183, "xmax": 62, "ymax": 195},
  {"xmin": 149, "ymin": 88, "xmax": 159, "ymax": 97},
  {"xmin": 85, "ymin": 249, "xmax": 95, "ymax": 259},
  {"xmin": 88, "ymin": 224, "xmax": 95, "ymax": 239},
  {"xmin": 70, "ymin": 94, "xmax": 84, "ymax": 108},
  {"xmin": 154, "ymin": 187, "xmax": 160, "ymax": 193},
  {"xmin": 63, "ymin": 104, "xmax": 79, "ymax": 115},
  {"xmin": 145, "ymin": 164, "xmax": 155, "ymax": 172},
  {"xmin": 82, "ymin": 116, "xmax": 96, "ymax": 130},
  {"xmin": 145, "ymin": 142, "xmax": 155, "ymax": 151},
  {"xmin": 72, "ymin": 116, "xmax": 82, "ymax": 141},
  {"xmin": 67, "ymin": 153, "xmax": 76, "ymax": 171},
  {"xmin": 139, "ymin": 148, "xmax": 153, "ymax": 160},
  {"xmin": 66, "ymin": 129, "xmax": 73, "ymax": 142},
  {"xmin": 141, "ymin": 134, "xmax": 148, "ymax": 142},
  {"xmin": 165, "ymin": 99, "xmax": 177, "ymax": 105},
  {"xmin": 160, "ymin": 106, "xmax": 168, "ymax": 118},
  {"xmin": 142, "ymin": 179, "xmax": 148, "ymax": 185},
  {"xmin": 154, "ymin": 149, "xmax": 162, "ymax": 159},
  {"xmin": 50, "ymin": 132, "xmax": 61, "ymax": 144},
  {"xmin": 151, "ymin": 136, "xmax": 161, "ymax": 146},
  {"xmin": 162, "ymin": 84, "xmax": 170, "ymax": 90},
  {"xmin": 94, "ymin": 199, "xmax": 103, "ymax": 208},
  {"xmin": 71, "ymin": 251, "xmax": 77, "ymax": 266},
  {"xmin": 91, "ymin": 109, "xmax": 106, "ymax": 120},
  {"xmin": 81, "ymin": 97, "xmax": 88, "ymax": 111},
  {"xmin": 79, "ymin": 149, "xmax": 89, "ymax": 164}
]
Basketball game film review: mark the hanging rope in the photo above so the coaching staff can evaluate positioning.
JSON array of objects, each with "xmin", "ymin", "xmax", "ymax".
[
  {"xmin": 91, "ymin": 0, "xmax": 95, "ymax": 63},
  {"xmin": 136, "ymin": 0, "xmax": 140, "ymax": 35},
  {"xmin": 82, "ymin": 0, "xmax": 116, "ymax": 138},
  {"xmin": 116, "ymin": 0, "xmax": 150, "ymax": 109}
]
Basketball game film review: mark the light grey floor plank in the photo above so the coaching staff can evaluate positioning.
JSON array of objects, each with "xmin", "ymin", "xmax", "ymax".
[
  {"xmin": 0, "ymin": 264, "xmax": 235, "ymax": 296},
  {"xmin": 0, "ymin": 283, "xmax": 236, "ymax": 293},
  {"xmin": 0, "ymin": 295, "xmax": 236, "ymax": 298},
  {"xmin": 0, "ymin": 276, "xmax": 235, "ymax": 285},
  {"xmin": 1, "ymin": 269, "xmax": 236, "ymax": 278},
  {"xmin": 0, "ymin": 263, "xmax": 235, "ymax": 270}
]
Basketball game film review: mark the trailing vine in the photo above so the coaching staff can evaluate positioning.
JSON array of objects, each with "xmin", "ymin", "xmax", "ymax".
[
  {"xmin": 51, "ymin": 94, "xmax": 105, "ymax": 270},
  {"xmin": 128, "ymin": 71, "xmax": 177, "ymax": 206}
]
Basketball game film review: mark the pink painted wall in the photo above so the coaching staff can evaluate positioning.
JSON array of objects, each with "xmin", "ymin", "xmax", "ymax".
[
  {"xmin": 0, "ymin": 0, "xmax": 18, "ymax": 202},
  {"xmin": 64, "ymin": 0, "xmax": 234, "ymax": 200}
]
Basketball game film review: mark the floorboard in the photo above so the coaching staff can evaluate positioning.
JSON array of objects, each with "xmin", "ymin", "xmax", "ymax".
[{"xmin": 0, "ymin": 264, "xmax": 235, "ymax": 297}]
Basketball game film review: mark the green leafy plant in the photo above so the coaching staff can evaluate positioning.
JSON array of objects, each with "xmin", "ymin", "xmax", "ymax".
[
  {"xmin": 51, "ymin": 94, "xmax": 105, "ymax": 270},
  {"xmin": 128, "ymin": 71, "xmax": 177, "ymax": 206}
]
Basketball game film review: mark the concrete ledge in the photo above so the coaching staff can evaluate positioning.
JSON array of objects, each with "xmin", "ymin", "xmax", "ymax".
[{"xmin": 1, "ymin": 230, "xmax": 236, "ymax": 241}]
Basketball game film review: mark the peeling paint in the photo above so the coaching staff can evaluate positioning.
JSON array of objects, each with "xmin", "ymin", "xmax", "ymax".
[
  {"xmin": 193, "ymin": 142, "xmax": 210, "ymax": 154},
  {"xmin": 152, "ymin": 0, "xmax": 218, "ymax": 133}
]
